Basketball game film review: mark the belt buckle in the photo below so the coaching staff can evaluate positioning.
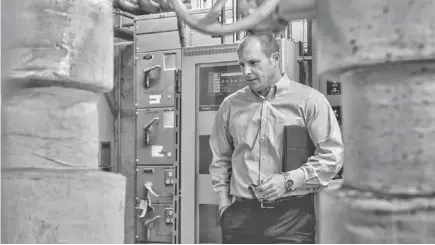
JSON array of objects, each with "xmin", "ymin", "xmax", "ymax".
[{"xmin": 260, "ymin": 200, "xmax": 275, "ymax": 209}]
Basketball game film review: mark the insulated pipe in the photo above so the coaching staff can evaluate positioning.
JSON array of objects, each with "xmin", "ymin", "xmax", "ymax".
[
  {"xmin": 313, "ymin": 0, "xmax": 435, "ymax": 243},
  {"xmin": 1, "ymin": 0, "xmax": 126, "ymax": 243},
  {"xmin": 169, "ymin": 0, "xmax": 281, "ymax": 35},
  {"xmin": 168, "ymin": 0, "xmax": 315, "ymax": 35},
  {"xmin": 157, "ymin": 0, "xmax": 172, "ymax": 12},
  {"xmin": 137, "ymin": 0, "xmax": 160, "ymax": 14},
  {"xmin": 114, "ymin": 0, "xmax": 147, "ymax": 15}
]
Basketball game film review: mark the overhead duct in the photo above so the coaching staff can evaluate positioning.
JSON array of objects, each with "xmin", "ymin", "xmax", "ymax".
[
  {"xmin": 114, "ymin": 0, "xmax": 147, "ymax": 15},
  {"xmin": 137, "ymin": 0, "xmax": 160, "ymax": 14},
  {"xmin": 113, "ymin": 0, "xmax": 177, "ymax": 15}
]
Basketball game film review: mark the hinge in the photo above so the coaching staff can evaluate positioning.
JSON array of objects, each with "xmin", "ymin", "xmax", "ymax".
[{"xmin": 175, "ymin": 69, "xmax": 182, "ymax": 93}]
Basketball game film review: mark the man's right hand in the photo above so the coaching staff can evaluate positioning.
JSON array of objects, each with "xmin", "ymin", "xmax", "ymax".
[{"xmin": 219, "ymin": 204, "xmax": 231, "ymax": 217}]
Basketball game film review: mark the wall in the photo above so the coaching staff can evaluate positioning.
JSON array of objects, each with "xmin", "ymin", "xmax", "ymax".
[
  {"xmin": 98, "ymin": 94, "xmax": 115, "ymax": 170},
  {"xmin": 291, "ymin": 20, "xmax": 308, "ymax": 45},
  {"xmin": 114, "ymin": 43, "xmax": 136, "ymax": 244}
]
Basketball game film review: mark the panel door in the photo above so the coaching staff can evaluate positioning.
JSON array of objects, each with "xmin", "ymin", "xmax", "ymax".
[
  {"xmin": 136, "ymin": 108, "xmax": 174, "ymax": 166},
  {"xmin": 136, "ymin": 166, "xmax": 175, "ymax": 205},
  {"xmin": 136, "ymin": 50, "xmax": 180, "ymax": 108},
  {"xmin": 136, "ymin": 204, "xmax": 174, "ymax": 243}
]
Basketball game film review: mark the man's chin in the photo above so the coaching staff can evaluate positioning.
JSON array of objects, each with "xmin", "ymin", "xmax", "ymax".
[{"xmin": 248, "ymin": 84, "xmax": 260, "ymax": 91}]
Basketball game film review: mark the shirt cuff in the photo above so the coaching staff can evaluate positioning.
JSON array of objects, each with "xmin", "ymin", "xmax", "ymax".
[
  {"xmin": 217, "ymin": 190, "xmax": 232, "ymax": 210},
  {"xmin": 286, "ymin": 168, "xmax": 305, "ymax": 190}
]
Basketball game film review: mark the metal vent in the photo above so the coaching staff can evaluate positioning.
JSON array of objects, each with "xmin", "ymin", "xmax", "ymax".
[{"xmin": 183, "ymin": 46, "xmax": 237, "ymax": 57}]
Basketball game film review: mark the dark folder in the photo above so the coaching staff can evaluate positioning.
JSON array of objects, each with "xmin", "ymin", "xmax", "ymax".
[{"xmin": 282, "ymin": 125, "xmax": 316, "ymax": 172}]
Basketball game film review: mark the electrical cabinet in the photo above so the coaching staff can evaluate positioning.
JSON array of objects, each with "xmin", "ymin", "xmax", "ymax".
[
  {"xmin": 134, "ymin": 14, "xmax": 181, "ymax": 244},
  {"xmin": 321, "ymin": 78, "xmax": 342, "ymax": 127},
  {"xmin": 136, "ymin": 108, "xmax": 175, "ymax": 166},
  {"xmin": 135, "ymin": 50, "xmax": 180, "ymax": 108},
  {"xmin": 136, "ymin": 166, "xmax": 176, "ymax": 205},
  {"xmin": 136, "ymin": 204, "xmax": 175, "ymax": 243}
]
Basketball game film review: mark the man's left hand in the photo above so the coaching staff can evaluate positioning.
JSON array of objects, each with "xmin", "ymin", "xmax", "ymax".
[{"xmin": 255, "ymin": 174, "xmax": 286, "ymax": 202}]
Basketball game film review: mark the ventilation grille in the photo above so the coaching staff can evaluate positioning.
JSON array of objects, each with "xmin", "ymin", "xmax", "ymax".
[{"xmin": 183, "ymin": 46, "xmax": 237, "ymax": 57}]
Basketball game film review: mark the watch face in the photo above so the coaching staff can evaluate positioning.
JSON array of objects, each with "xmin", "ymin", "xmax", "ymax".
[{"xmin": 285, "ymin": 179, "xmax": 294, "ymax": 191}]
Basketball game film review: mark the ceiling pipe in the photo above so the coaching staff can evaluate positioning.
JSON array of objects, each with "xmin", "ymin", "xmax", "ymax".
[
  {"xmin": 157, "ymin": 0, "xmax": 172, "ymax": 12},
  {"xmin": 137, "ymin": 0, "xmax": 161, "ymax": 14},
  {"xmin": 114, "ymin": 0, "xmax": 147, "ymax": 15},
  {"xmin": 168, "ymin": 0, "xmax": 280, "ymax": 35}
]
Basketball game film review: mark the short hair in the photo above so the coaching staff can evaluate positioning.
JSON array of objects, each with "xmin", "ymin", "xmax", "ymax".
[{"xmin": 237, "ymin": 32, "xmax": 280, "ymax": 58}]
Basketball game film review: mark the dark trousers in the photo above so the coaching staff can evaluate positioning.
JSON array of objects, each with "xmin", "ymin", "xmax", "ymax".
[{"xmin": 220, "ymin": 194, "xmax": 316, "ymax": 244}]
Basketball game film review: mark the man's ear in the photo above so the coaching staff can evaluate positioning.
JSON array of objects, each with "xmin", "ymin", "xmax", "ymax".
[{"xmin": 271, "ymin": 52, "xmax": 280, "ymax": 64}]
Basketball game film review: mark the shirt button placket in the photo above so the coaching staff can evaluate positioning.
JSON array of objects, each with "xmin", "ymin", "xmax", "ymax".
[{"xmin": 259, "ymin": 102, "xmax": 268, "ymax": 183}]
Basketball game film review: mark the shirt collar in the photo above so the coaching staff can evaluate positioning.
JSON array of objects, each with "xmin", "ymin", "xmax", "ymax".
[
  {"xmin": 275, "ymin": 73, "xmax": 291, "ymax": 97},
  {"xmin": 249, "ymin": 73, "xmax": 292, "ymax": 100}
]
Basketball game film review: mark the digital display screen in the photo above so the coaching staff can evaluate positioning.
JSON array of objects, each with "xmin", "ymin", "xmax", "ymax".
[
  {"xmin": 197, "ymin": 62, "xmax": 245, "ymax": 111},
  {"xmin": 208, "ymin": 71, "xmax": 245, "ymax": 94}
]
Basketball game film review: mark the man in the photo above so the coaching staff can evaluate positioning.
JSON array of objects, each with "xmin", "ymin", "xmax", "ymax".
[{"xmin": 209, "ymin": 33, "xmax": 344, "ymax": 244}]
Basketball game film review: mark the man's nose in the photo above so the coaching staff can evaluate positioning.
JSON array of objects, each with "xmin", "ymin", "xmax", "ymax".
[{"xmin": 242, "ymin": 65, "xmax": 252, "ymax": 75}]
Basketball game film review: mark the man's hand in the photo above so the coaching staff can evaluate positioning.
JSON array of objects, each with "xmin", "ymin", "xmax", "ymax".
[
  {"xmin": 255, "ymin": 174, "xmax": 286, "ymax": 201},
  {"xmin": 219, "ymin": 204, "xmax": 231, "ymax": 217}
]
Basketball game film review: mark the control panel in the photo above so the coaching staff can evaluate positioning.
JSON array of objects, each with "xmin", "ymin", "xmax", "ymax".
[
  {"xmin": 134, "ymin": 17, "xmax": 180, "ymax": 244},
  {"xmin": 325, "ymin": 80, "xmax": 342, "ymax": 126},
  {"xmin": 136, "ymin": 51, "xmax": 180, "ymax": 108},
  {"xmin": 198, "ymin": 63, "xmax": 244, "ymax": 111},
  {"xmin": 136, "ymin": 108, "xmax": 175, "ymax": 166},
  {"xmin": 319, "ymin": 77, "xmax": 343, "ymax": 178}
]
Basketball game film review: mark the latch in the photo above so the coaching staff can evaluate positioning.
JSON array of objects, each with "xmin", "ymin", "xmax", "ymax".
[
  {"xmin": 144, "ymin": 181, "xmax": 160, "ymax": 197},
  {"xmin": 143, "ymin": 117, "xmax": 159, "ymax": 146},
  {"xmin": 144, "ymin": 215, "xmax": 161, "ymax": 241},
  {"xmin": 174, "ymin": 69, "xmax": 182, "ymax": 93},
  {"xmin": 136, "ymin": 198, "xmax": 152, "ymax": 218},
  {"xmin": 136, "ymin": 181, "xmax": 160, "ymax": 218},
  {"xmin": 143, "ymin": 65, "xmax": 161, "ymax": 89}
]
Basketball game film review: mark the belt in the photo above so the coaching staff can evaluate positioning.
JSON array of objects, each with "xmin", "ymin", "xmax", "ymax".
[{"xmin": 235, "ymin": 194, "xmax": 309, "ymax": 209}]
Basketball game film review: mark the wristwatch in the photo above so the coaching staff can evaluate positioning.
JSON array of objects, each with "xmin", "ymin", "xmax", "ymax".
[{"xmin": 282, "ymin": 172, "xmax": 294, "ymax": 192}]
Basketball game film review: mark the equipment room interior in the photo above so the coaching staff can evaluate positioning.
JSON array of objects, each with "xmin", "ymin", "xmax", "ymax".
[{"xmin": 2, "ymin": 0, "xmax": 434, "ymax": 244}]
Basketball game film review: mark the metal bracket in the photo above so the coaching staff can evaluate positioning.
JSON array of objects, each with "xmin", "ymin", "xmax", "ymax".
[
  {"xmin": 164, "ymin": 208, "xmax": 174, "ymax": 225},
  {"xmin": 164, "ymin": 169, "xmax": 176, "ymax": 186},
  {"xmin": 297, "ymin": 56, "xmax": 313, "ymax": 62},
  {"xmin": 175, "ymin": 69, "xmax": 182, "ymax": 93}
]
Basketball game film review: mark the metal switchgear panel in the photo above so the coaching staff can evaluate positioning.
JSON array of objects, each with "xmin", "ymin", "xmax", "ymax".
[
  {"xmin": 136, "ymin": 108, "xmax": 174, "ymax": 165},
  {"xmin": 136, "ymin": 50, "xmax": 181, "ymax": 107},
  {"xmin": 136, "ymin": 166, "xmax": 175, "ymax": 205},
  {"xmin": 136, "ymin": 204, "xmax": 174, "ymax": 243}
]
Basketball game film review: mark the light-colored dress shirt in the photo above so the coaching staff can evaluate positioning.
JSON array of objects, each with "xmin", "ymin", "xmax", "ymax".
[{"xmin": 209, "ymin": 73, "xmax": 344, "ymax": 210}]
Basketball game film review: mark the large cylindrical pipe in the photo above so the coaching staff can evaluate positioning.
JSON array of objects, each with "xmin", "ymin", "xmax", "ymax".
[
  {"xmin": 1, "ymin": 0, "xmax": 126, "ymax": 243},
  {"xmin": 316, "ymin": 0, "xmax": 435, "ymax": 243}
]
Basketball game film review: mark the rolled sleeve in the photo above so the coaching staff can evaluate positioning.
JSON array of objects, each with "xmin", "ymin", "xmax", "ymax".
[
  {"xmin": 292, "ymin": 93, "xmax": 344, "ymax": 190},
  {"xmin": 209, "ymin": 98, "xmax": 234, "ymax": 209}
]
